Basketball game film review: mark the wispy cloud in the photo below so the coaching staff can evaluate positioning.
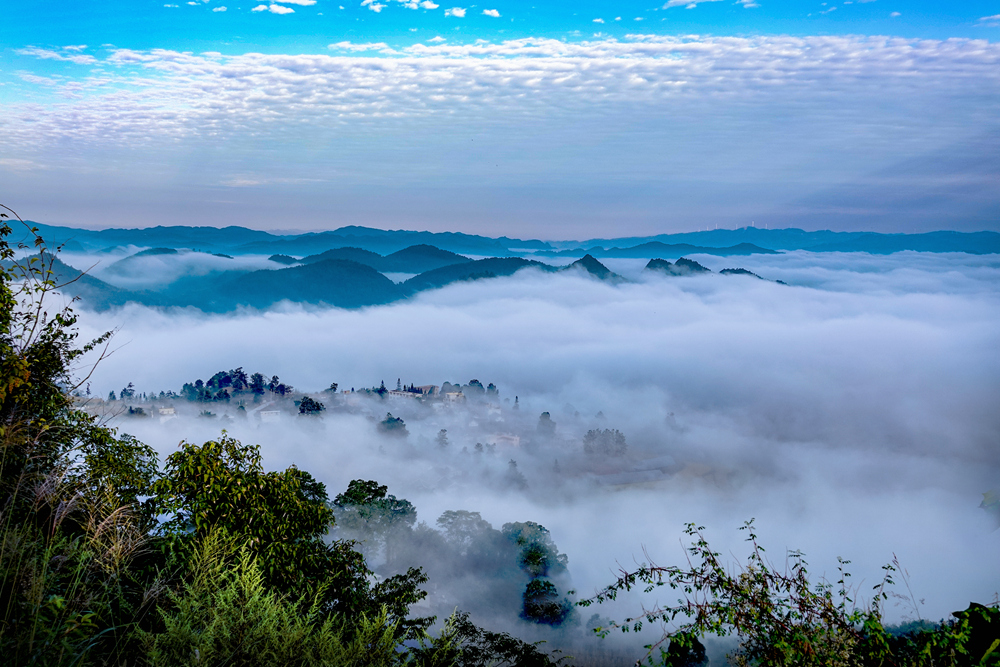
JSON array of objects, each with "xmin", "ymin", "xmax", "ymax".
[
  {"xmin": 276, "ymin": 0, "xmax": 317, "ymax": 5},
  {"xmin": 444, "ymin": 7, "xmax": 466, "ymax": 17},
  {"xmin": 593, "ymin": 18, "xmax": 604, "ymax": 23},
  {"xmin": 663, "ymin": 0, "xmax": 758, "ymax": 8},
  {"xmin": 329, "ymin": 40, "xmax": 393, "ymax": 52},
  {"xmin": 252, "ymin": 3, "xmax": 296, "ymax": 12},
  {"xmin": 17, "ymin": 46, "xmax": 97, "ymax": 65},
  {"xmin": 7, "ymin": 35, "xmax": 999, "ymax": 173},
  {"xmin": 213, "ymin": 5, "xmax": 227, "ymax": 10}
]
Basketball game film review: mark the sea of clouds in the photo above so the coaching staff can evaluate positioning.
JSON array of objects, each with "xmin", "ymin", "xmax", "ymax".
[{"xmin": 69, "ymin": 250, "xmax": 1000, "ymax": 646}]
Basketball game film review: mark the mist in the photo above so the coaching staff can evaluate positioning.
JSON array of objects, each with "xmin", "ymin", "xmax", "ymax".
[{"xmin": 67, "ymin": 249, "xmax": 1000, "ymax": 654}]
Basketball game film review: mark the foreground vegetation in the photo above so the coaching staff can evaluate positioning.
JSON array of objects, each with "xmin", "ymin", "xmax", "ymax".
[{"xmin": 1, "ymin": 208, "xmax": 997, "ymax": 666}]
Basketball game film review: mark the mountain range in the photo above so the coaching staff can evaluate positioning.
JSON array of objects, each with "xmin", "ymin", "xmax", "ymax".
[{"xmin": 20, "ymin": 222, "xmax": 1000, "ymax": 257}]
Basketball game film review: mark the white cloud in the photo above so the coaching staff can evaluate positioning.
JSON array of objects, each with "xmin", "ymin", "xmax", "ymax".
[
  {"xmin": 482, "ymin": 8, "xmax": 500, "ymax": 17},
  {"xmin": 444, "ymin": 7, "xmax": 466, "ymax": 17},
  {"xmin": 63, "ymin": 45, "xmax": 88, "ymax": 52},
  {"xmin": 361, "ymin": 0, "xmax": 385, "ymax": 10},
  {"xmin": 328, "ymin": 41, "xmax": 392, "ymax": 51},
  {"xmin": 979, "ymin": 14, "xmax": 1000, "ymax": 21},
  {"xmin": 428, "ymin": 35, "xmax": 446, "ymax": 42},
  {"xmin": 8, "ymin": 35, "xmax": 1000, "ymax": 170},
  {"xmin": 16, "ymin": 46, "xmax": 97, "ymax": 65},
  {"xmin": 275, "ymin": 0, "xmax": 317, "ymax": 4},
  {"xmin": 164, "ymin": 3, "xmax": 178, "ymax": 6},
  {"xmin": 890, "ymin": 11, "xmax": 900, "ymax": 17},
  {"xmin": 664, "ymin": 0, "xmax": 757, "ymax": 7},
  {"xmin": 614, "ymin": 16, "xmax": 621, "ymax": 20},
  {"xmin": 663, "ymin": 0, "xmax": 720, "ymax": 7},
  {"xmin": 593, "ymin": 17, "xmax": 604, "ymax": 23},
  {"xmin": 213, "ymin": 5, "xmax": 227, "ymax": 10},
  {"xmin": 252, "ymin": 3, "xmax": 295, "ymax": 11},
  {"xmin": 421, "ymin": 0, "xmax": 439, "ymax": 6}
]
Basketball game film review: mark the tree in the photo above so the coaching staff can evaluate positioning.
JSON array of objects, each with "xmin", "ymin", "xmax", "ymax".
[
  {"xmin": 250, "ymin": 372, "xmax": 266, "ymax": 395},
  {"xmin": 333, "ymin": 479, "xmax": 418, "ymax": 567},
  {"xmin": 583, "ymin": 428, "xmax": 627, "ymax": 456},
  {"xmin": 378, "ymin": 413, "xmax": 408, "ymax": 437},
  {"xmin": 151, "ymin": 437, "xmax": 428, "ymax": 632},
  {"xmin": 521, "ymin": 579, "xmax": 572, "ymax": 626},
  {"xmin": 436, "ymin": 429, "xmax": 449, "ymax": 449},
  {"xmin": 536, "ymin": 412, "xmax": 555, "ymax": 436},
  {"xmin": 298, "ymin": 396, "xmax": 325, "ymax": 415}
]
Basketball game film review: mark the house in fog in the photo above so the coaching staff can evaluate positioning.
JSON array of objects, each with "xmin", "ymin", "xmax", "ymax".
[{"xmin": 259, "ymin": 410, "xmax": 281, "ymax": 423}]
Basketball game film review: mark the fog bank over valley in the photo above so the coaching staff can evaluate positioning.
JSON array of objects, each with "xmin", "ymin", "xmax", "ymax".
[{"xmin": 69, "ymin": 249, "xmax": 1000, "ymax": 647}]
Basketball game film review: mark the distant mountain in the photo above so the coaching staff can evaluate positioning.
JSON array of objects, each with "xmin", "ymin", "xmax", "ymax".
[
  {"xmin": 401, "ymin": 257, "xmax": 555, "ymax": 295},
  {"xmin": 381, "ymin": 245, "xmax": 469, "ymax": 273},
  {"xmin": 572, "ymin": 228, "xmax": 1000, "ymax": 254},
  {"xmin": 133, "ymin": 247, "xmax": 179, "ymax": 257},
  {"xmin": 300, "ymin": 247, "xmax": 384, "ymax": 268},
  {"xmin": 23, "ymin": 221, "xmax": 1000, "ymax": 258},
  {"xmin": 645, "ymin": 258, "xmax": 711, "ymax": 275},
  {"xmin": 236, "ymin": 227, "xmax": 541, "ymax": 257},
  {"xmin": 719, "ymin": 268, "xmax": 763, "ymax": 279},
  {"xmin": 105, "ymin": 247, "xmax": 228, "ymax": 276},
  {"xmin": 564, "ymin": 254, "xmax": 619, "ymax": 280},
  {"xmin": 25, "ymin": 223, "xmax": 277, "ymax": 253},
  {"xmin": 22, "ymin": 222, "xmax": 552, "ymax": 257},
  {"xmin": 175, "ymin": 259, "xmax": 403, "ymax": 312},
  {"xmin": 8, "ymin": 255, "xmax": 136, "ymax": 310},
  {"xmin": 537, "ymin": 242, "xmax": 777, "ymax": 259},
  {"xmin": 299, "ymin": 244, "xmax": 469, "ymax": 274}
]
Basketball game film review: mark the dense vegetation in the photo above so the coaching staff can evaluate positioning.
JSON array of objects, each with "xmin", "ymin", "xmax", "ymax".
[{"xmin": 582, "ymin": 521, "xmax": 1000, "ymax": 666}]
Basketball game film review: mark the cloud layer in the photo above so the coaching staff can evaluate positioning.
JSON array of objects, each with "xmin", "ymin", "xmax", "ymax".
[
  {"xmin": 73, "ymin": 251, "xmax": 1000, "ymax": 627},
  {"xmin": 4, "ymin": 34, "xmax": 999, "ymax": 234},
  {"xmin": 6, "ymin": 35, "xmax": 998, "ymax": 149}
]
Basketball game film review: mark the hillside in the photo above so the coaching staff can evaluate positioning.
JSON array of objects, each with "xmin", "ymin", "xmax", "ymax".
[
  {"xmin": 299, "ymin": 244, "xmax": 469, "ymax": 274},
  {"xmin": 401, "ymin": 257, "xmax": 555, "ymax": 295}
]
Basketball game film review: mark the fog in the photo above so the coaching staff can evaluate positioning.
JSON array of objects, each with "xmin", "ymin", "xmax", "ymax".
[{"xmin": 66, "ymin": 250, "xmax": 1000, "ymax": 657}]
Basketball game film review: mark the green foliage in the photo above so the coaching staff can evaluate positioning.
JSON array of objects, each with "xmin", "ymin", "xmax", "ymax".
[
  {"xmin": 333, "ymin": 479, "xmax": 418, "ymax": 565},
  {"xmin": 144, "ymin": 531, "xmax": 404, "ymax": 667},
  {"xmin": 298, "ymin": 396, "xmax": 325, "ymax": 414},
  {"xmin": 379, "ymin": 412, "xmax": 409, "ymax": 436},
  {"xmin": 415, "ymin": 610, "xmax": 566, "ymax": 667},
  {"xmin": 502, "ymin": 521, "xmax": 568, "ymax": 579},
  {"xmin": 521, "ymin": 579, "xmax": 573, "ymax": 626},
  {"xmin": 581, "ymin": 520, "xmax": 1000, "ymax": 667}
]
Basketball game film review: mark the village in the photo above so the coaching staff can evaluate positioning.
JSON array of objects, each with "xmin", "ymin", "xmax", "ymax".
[{"xmin": 71, "ymin": 372, "xmax": 696, "ymax": 491}]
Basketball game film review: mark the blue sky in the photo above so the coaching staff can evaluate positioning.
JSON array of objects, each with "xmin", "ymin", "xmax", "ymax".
[{"xmin": 2, "ymin": 0, "xmax": 999, "ymax": 237}]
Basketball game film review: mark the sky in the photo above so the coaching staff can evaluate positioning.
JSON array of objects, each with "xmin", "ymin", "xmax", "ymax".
[{"xmin": 2, "ymin": 0, "xmax": 1000, "ymax": 237}]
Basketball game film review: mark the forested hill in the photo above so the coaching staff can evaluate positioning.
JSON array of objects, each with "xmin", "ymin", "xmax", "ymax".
[{"xmin": 22, "ymin": 222, "xmax": 1000, "ymax": 257}]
